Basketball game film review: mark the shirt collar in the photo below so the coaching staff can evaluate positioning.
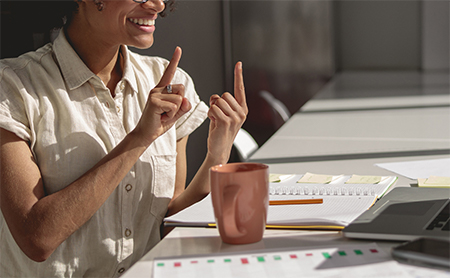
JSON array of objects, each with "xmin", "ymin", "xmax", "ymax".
[
  {"xmin": 53, "ymin": 29, "xmax": 96, "ymax": 90},
  {"xmin": 53, "ymin": 29, "xmax": 138, "ymax": 94},
  {"xmin": 120, "ymin": 45, "xmax": 138, "ymax": 94}
]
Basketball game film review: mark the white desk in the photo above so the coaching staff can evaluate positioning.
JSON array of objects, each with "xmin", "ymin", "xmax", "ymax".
[
  {"xmin": 300, "ymin": 94, "xmax": 450, "ymax": 112},
  {"xmin": 124, "ymin": 227, "xmax": 449, "ymax": 278},
  {"xmin": 251, "ymin": 71, "xmax": 449, "ymax": 163},
  {"xmin": 250, "ymin": 106, "xmax": 450, "ymax": 164}
]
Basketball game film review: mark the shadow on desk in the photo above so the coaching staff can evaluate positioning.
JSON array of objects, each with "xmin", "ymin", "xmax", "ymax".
[{"xmin": 151, "ymin": 228, "xmax": 406, "ymax": 260}]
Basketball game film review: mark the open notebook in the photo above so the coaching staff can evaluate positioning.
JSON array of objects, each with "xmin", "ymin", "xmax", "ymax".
[{"xmin": 164, "ymin": 173, "xmax": 397, "ymax": 230}]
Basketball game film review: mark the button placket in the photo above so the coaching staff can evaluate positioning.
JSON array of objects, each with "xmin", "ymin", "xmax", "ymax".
[{"xmin": 120, "ymin": 174, "xmax": 135, "ymax": 261}]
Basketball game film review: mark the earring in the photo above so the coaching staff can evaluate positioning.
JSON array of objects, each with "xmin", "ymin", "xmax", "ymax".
[{"xmin": 94, "ymin": 0, "xmax": 104, "ymax": 11}]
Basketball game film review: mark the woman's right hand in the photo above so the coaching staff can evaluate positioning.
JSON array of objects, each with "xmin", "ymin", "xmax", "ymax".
[{"xmin": 133, "ymin": 47, "xmax": 191, "ymax": 146}]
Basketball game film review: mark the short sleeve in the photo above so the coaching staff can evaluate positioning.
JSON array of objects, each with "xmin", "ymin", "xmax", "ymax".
[{"xmin": 0, "ymin": 66, "xmax": 32, "ymax": 142}]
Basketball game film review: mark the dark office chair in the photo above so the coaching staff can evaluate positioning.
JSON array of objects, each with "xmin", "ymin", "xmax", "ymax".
[{"xmin": 258, "ymin": 90, "xmax": 291, "ymax": 130}]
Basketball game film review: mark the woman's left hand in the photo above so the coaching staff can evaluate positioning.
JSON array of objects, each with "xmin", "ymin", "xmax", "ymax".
[{"xmin": 207, "ymin": 62, "xmax": 248, "ymax": 164}]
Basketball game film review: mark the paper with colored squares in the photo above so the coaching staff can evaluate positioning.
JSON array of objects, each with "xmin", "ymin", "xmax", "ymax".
[{"xmin": 153, "ymin": 243, "xmax": 410, "ymax": 278}]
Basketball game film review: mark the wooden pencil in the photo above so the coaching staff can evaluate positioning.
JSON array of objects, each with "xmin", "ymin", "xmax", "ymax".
[{"xmin": 269, "ymin": 199, "xmax": 323, "ymax": 205}]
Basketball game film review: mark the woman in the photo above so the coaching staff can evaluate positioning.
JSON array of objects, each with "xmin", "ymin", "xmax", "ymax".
[{"xmin": 0, "ymin": 0, "xmax": 247, "ymax": 276}]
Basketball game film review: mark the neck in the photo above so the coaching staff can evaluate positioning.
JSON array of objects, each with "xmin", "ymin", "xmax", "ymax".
[{"xmin": 65, "ymin": 26, "xmax": 123, "ymax": 95}]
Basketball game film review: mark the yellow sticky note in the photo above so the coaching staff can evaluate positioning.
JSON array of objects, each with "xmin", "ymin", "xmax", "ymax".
[
  {"xmin": 269, "ymin": 174, "xmax": 294, "ymax": 183},
  {"xmin": 425, "ymin": 176, "xmax": 450, "ymax": 186},
  {"xmin": 345, "ymin": 175, "xmax": 382, "ymax": 184},
  {"xmin": 418, "ymin": 176, "xmax": 450, "ymax": 188},
  {"xmin": 417, "ymin": 178, "xmax": 427, "ymax": 187},
  {"xmin": 269, "ymin": 174, "xmax": 283, "ymax": 183},
  {"xmin": 297, "ymin": 172, "xmax": 333, "ymax": 184}
]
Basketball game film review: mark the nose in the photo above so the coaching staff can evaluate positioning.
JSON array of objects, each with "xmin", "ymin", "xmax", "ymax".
[{"xmin": 142, "ymin": 0, "xmax": 166, "ymax": 13}]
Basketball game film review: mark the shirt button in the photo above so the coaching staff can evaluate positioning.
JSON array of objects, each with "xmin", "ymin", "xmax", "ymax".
[
  {"xmin": 119, "ymin": 82, "xmax": 125, "ymax": 91},
  {"xmin": 116, "ymin": 106, "xmax": 121, "ymax": 113},
  {"xmin": 125, "ymin": 184, "xmax": 132, "ymax": 192},
  {"xmin": 125, "ymin": 228, "xmax": 132, "ymax": 237},
  {"xmin": 118, "ymin": 268, "xmax": 125, "ymax": 274}
]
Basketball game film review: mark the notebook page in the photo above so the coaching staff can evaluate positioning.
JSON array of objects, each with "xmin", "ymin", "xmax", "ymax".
[
  {"xmin": 268, "ymin": 195, "xmax": 376, "ymax": 226},
  {"xmin": 165, "ymin": 194, "xmax": 376, "ymax": 227},
  {"xmin": 165, "ymin": 195, "xmax": 215, "ymax": 225}
]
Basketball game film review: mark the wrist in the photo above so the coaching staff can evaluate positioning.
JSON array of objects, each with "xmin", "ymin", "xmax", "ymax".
[
  {"xmin": 204, "ymin": 152, "xmax": 229, "ymax": 168},
  {"xmin": 128, "ymin": 128, "xmax": 155, "ymax": 149}
]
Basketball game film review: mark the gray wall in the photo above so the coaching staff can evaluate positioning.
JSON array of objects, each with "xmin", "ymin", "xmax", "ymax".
[
  {"xmin": 335, "ymin": 0, "xmax": 449, "ymax": 71},
  {"xmin": 422, "ymin": 0, "xmax": 450, "ymax": 71},
  {"xmin": 228, "ymin": 1, "xmax": 335, "ymax": 142},
  {"xmin": 335, "ymin": 0, "xmax": 422, "ymax": 71}
]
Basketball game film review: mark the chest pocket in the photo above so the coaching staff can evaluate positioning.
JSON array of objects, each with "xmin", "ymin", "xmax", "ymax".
[{"xmin": 149, "ymin": 154, "xmax": 177, "ymax": 218}]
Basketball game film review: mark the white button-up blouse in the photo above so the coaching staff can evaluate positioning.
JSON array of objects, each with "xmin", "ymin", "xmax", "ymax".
[{"xmin": 0, "ymin": 30, "xmax": 208, "ymax": 277}]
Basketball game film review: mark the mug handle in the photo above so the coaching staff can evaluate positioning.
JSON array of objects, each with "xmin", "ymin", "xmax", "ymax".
[{"xmin": 222, "ymin": 184, "xmax": 246, "ymax": 238}]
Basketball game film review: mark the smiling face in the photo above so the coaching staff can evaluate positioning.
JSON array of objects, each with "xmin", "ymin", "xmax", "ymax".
[{"xmin": 72, "ymin": 0, "xmax": 166, "ymax": 50}]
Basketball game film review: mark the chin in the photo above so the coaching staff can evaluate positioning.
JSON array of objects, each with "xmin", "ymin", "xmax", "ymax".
[
  {"xmin": 136, "ymin": 40, "xmax": 155, "ymax": 49},
  {"xmin": 127, "ymin": 35, "xmax": 154, "ymax": 50},
  {"xmin": 130, "ymin": 42, "xmax": 154, "ymax": 50}
]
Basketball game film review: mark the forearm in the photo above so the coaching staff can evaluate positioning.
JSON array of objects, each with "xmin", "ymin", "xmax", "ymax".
[
  {"xmin": 166, "ymin": 153, "xmax": 225, "ymax": 217},
  {"xmin": 6, "ymin": 131, "xmax": 150, "ymax": 261}
]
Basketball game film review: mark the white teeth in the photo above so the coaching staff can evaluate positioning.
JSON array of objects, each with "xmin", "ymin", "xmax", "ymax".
[{"xmin": 129, "ymin": 18, "xmax": 155, "ymax": 26}]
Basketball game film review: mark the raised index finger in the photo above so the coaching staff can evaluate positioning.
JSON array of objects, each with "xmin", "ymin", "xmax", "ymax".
[
  {"xmin": 157, "ymin": 46, "xmax": 182, "ymax": 88},
  {"xmin": 234, "ymin": 62, "xmax": 246, "ymax": 107}
]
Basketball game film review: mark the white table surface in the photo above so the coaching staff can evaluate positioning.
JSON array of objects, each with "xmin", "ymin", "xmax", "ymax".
[
  {"xmin": 250, "ymin": 106, "xmax": 450, "ymax": 163},
  {"xmin": 300, "ymin": 94, "xmax": 450, "ymax": 112},
  {"xmin": 123, "ymin": 226, "xmax": 450, "ymax": 278}
]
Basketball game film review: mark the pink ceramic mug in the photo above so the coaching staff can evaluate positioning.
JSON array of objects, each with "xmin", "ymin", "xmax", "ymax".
[{"xmin": 210, "ymin": 162, "xmax": 269, "ymax": 244}]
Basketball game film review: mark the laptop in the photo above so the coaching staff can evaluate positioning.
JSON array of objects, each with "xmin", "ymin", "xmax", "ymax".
[{"xmin": 343, "ymin": 187, "xmax": 450, "ymax": 241}]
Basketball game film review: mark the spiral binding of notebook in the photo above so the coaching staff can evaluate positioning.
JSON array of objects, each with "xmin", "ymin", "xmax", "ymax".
[
  {"xmin": 270, "ymin": 185, "xmax": 377, "ymax": 196},
  {"xmin": 269, "ymin": 174, "xmax": 397, "ymax": 199}
]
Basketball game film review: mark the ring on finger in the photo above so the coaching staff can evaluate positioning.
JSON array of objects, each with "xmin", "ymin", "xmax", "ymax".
[{"xmin": 166, "ymin": 84, "xmax": 173, "ymax": 93}]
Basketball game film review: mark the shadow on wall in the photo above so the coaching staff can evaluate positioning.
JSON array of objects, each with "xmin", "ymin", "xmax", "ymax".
[{"xmin": 229, "ymin": 1, "xmax": 335, "ymax": 144}]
